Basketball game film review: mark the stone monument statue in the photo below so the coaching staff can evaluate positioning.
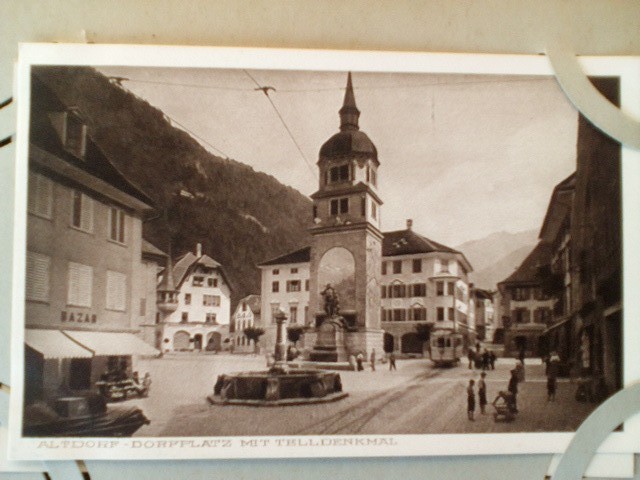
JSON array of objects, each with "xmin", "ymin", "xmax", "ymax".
[{"xmin": 321, "ymin": 283, "xmax": 340, "ymax": 317}]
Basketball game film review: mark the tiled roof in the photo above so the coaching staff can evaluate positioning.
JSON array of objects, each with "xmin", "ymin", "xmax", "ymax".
[
  {"xmin": 30, "ymin": 73, "xmax": 154, "ymax": 208},
  {"xmin": 259, "ymin": 229, "xmax": 472, "ymax": 271},
  {"xmin": 172, "ymin": 252, "xmax": 228, "ymax": 289},
  {"xmin": 259, "ymin": 246, "xmax": 311, "ymax": 266},
  {"xmin": 142, "ymin": 239, "xmax": 167, "ymax": 258},
  {"xmin": 499, "ymin": 242, "xmax": 552, "ymax": 286}
]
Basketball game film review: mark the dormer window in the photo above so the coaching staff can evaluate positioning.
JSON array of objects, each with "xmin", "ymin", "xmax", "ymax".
[
  {"xmin": 329, "ymin": 164, "xmax": 350, "ymax": 184},
  {"xmin": 65, "ymin": 110, "xmax": 87, "ymax": 158}
]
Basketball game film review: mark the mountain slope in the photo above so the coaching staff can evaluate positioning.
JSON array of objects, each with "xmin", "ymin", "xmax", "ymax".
[
  {"xmin": 34, "ymin": 66, "xmax": 312, "ymax": 305},
  {"xmin": 455, "ymin": 229, "xmax": 538, "ymax": 290}
]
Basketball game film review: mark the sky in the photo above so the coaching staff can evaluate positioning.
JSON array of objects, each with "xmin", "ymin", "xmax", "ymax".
[{"xmin": 98, "ymin": 66, "xmax": 578, "ymax": 247}]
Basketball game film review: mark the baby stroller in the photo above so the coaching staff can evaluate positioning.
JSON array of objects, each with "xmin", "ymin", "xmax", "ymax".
[{"xmin": 492, "ymin": 391, "xmax": 517, "ymax": 422}]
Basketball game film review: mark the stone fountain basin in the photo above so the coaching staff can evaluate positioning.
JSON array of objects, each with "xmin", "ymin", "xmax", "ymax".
[{"xmin": 208, "ymin": 369, "xmax": 347, "ymax": 406}]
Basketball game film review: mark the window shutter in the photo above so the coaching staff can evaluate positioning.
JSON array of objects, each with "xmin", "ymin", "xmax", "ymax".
[
  {"xmin": 106, "ymin": 270, "xmax": 126, "ymax": 311},
  {"xmin": 81, "ymin": 195, "xmax": 94, "ymax": 232},
  {"xmin": 28, "ymin": 173, "xmax": 53, "ymax": 218},
  {"xmin": 68, "ymin": 262, "xmax": 93, "ymax": 307},
  {"xmin": 26, "ymin": 252, "xmax": 50, "ymax": 302}
]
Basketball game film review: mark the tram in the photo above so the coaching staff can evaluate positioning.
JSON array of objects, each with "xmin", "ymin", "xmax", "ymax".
[{"xmin": 429, "ymin": 330, "xmax": 463, "ymax": 367}]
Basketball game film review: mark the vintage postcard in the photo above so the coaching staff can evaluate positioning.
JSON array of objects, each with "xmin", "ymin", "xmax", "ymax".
[{"xmin": 8, "ymin": 44, "xmax": 640, "ymax": 460}]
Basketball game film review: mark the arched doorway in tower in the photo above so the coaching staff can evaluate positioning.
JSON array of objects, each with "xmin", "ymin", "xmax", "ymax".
[
  {"xmin": 173, "ymin": 331, "xmax": 190, "ymax": 351},
  {"xmin": 401, "ymin": 332, "xmax": 423, "ymax": 355},
  {"xmin": 318, "ymin": 247, "xmax": 356, "ymax": 313},
  {"xmin": 383, "ymin": 332, "xmax": 395, "ymax": 353},
  {"xmin": 206, "ymin": 332, "xmax": 222, "ymax": 351}
]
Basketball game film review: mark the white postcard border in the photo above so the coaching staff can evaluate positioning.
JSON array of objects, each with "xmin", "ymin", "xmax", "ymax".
[{"xmin": 8, "ymin": 43, "xmax": 640, "ymax": 460}]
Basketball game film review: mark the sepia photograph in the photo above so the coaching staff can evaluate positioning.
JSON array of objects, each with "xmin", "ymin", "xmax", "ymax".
[{"xmin": 8, "ymin": 45, "xmax": 638, "ymax": 460}]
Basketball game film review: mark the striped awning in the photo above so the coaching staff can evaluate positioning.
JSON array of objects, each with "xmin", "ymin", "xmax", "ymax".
[
  {"xmin": 63, "ymin": 331, "xmax": 159, "ymax": 356},
  {"xmin": 25, "ymin": 329, "xmax": 92, "ymax": 359}
]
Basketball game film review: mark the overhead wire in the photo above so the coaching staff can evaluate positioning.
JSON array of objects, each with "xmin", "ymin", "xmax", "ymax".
[{"xmin": 242, "ymin": 69, "xmax": 317, "ymax": 180}]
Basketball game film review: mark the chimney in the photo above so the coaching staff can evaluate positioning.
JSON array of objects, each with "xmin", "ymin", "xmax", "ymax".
[
  {"xmin": 406, "ymin": 219, "xmax": 413, "ymax": 230},
  {"xmin": 196, "ymin": 243, "xmax": 202, "ymax": 257}
]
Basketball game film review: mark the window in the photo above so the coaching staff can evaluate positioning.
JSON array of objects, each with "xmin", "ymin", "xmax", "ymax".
[
  {"xmin": 392, "ymin": 309, "xmax": 406, "ymax": 322},
  {"xmin": 108, "ymin": 207, "xmax": 126, "ymax": 243},
  {"xmin": 534, "ymin": 307, "xmax": 552, "ymax": 324},
  {"xmin": 65, "ymin": 112, "xmax": 87, "ymax": 158},
  {"xmin": 312, "ymin": 205, "xmax": 318, "ymax": 219},
  {"xmin": 185, "ymin": 293, "xmax": 192, "ymax": 305},
  {"xmin": 330, "ymin": 198, "xmax": 349, "ymax": 215},
  {"xmin": 411, "ymin": 283, "xmax": 426, "ymax": 297},
  {"xmin": 439, "ymin": 259, "xmax": 449, "ymax": 273},
  {"xmin": 513, "ymin": 308, "xmax": 530, "ymax": 323},
  {"xmin": 26, "ymin": 251, "xmax": 50, "ymax": 302},
  {"xmin": 205, "ymin": 313, "xmax": 217, "ymax": 324},
  {"xmin": 513, "ymin": 287, "xmax": 530, "ymax": 301},
  {"xmin": 67, "ymin": 262, "xmax": 92, "ymax": 307},
  {"xmin": 437, "ymin": 307, "xmax": 445, "ymax": 321},
  {"xmin": 270, "ymin": 303, "xmax": 280, "ymax": 322},
  {"xmin": 304, "ymin": 306, "xmax": 309, "ymax": 324},
  {"xmin": 291, "ymin": 268, "xmax": 298, "ymax": 274},
  {"xmin": 390, "ymin": 283, "xmax": 406, "ymax": 298},
  {"xmin": 381, "ymin": 262, "xmax": 387, "ymax": 275},
  {"xmin": 447, "ymin": 282, "xmax": 455, "ymax": 296},
  {"xmin": 371, "ymin": 201, "xmax": 377, "ymax": 219},
  {"xmin": 290, "ymin": 306, "xmax": 298, "ymax": 323},
  {"xmin": 207, "ymin": 277, "xmax": 218, "ymax": 288},
  {"xmin": 192, "ymin": 276, "xmax": 204, "ymax": 287},
  {"xmin": 272, "ymin": 281, "xmax": 279, "ymax": 293},
  {"xmin": 242, "ymin": 302, "xmax": 247, "ymax": 311},
  {"xmin": 436, "ymin": 281, "xmax": 444, "ymax": 296},
  {"xmin": 286, "ymin": 280, "xmax": 301, "ymax": 292},
  {"xmin": 329, "ymin": 164, "xmax": 350, "ymax": 183},
  {"xmin": 393, "ymin": 260, "xmax": 402, "ymax": 274},
  {"xmin": 272, "ymin": 269, "xmax": 280, "ymax": 275},
  {"xmin": 370, "ymin": 168, "xmax": 377, "ymax": 187},
  {"xmin": 412, "ymin": 259, "xmax": 422, "ymax": 273},
  {"xmin": 71, "ymin": 190, "xmax": 93, "ymax": 232},
  {"xmin": 381, "ymin": 285, "xmax": 387, "ymax": 298},
  {"xmin": 28, "ymin": 172, "xmax": 53, "ymax": 219},
  {"xmin": 534, "ymin": 288, "xmax": 550, "ymax": 301},
  {"xmin": 181, "ymin": 312, "xmax": 188, "ymax": 323},
  {"xmin": 305, "ymin": 279, "xmax": 309, "ymax": 291},
  {"xmin": 106, "ymin": 270, "xmax": 127, "ymax": 311},
  {"xmin": 203, "ymin": 295, "xmax": 221, "ymax": 306},
  {"xmin": 411, "ymin": 307, "xmax": 427, "ymax": 321},
  {"xmin": 360, "ymin": 197, "xmax": 366, "ymax": 216},
  {"xmin": 448, "ymin": 307, "xmax": 455, "ymax": 321}
]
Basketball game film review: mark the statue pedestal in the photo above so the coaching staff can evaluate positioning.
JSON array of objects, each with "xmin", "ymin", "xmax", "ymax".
[{"xmin": 309, "ymin": 316, "xmax": 349, "ymax": 362}]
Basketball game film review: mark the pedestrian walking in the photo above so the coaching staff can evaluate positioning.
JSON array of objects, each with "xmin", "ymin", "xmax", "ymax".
[
  {"xmin": 482, "ymin": 349, "xmax": 490, "ymax": 371},
  {"xmin": 478, "ymin": 372, "xmax": 488, "ymax": 414},
  {"xmin": 389, "ymin": 351, "xmax": 397, "ymax": 371},
  {"xmin": 370, "ymin": 349, "xmax": 376, "ymax": 371},
  {"xmin": 467, "ymin": 349, "xmax": 475, "ymax": 369},
  {"xmin": 489, "ymin": 350, "xmax": 496, "ymax": 370},
  {"xmin": 356, "ymin": 352, "xmax": 364, "ymax": 371},
  {"xmin": 547, "ymin": 353, "xmax": 559, "ymax": 401},
  {"xmin": 508, "ymin": 368, "xmax": 519, "ymax": 413},
  {"xmin": 518, "ymin": 347, "xmax": 526, "ymax": 365},
  {"xmin": 467, "ymin": 379, "xmax": 476, "ymax": 421}
]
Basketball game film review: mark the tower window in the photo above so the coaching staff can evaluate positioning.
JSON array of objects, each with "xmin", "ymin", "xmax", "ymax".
[
  {"xmin": 329, "ymin": 164, "xmax": 350, "ymax": 183},
  {"xmin": 330, "ymin": 198, "xmax": 349, "ymax": 215},
  {"xmin": 371, "ymin": 201, "xmax": 377, "ymax": 219},
  {"xmin": 360, "ymin": 197, "xmax": 366, "ymax": 216}
]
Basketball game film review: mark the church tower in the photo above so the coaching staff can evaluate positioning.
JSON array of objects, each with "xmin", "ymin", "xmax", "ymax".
[{"xmin": 308, "ymin": 72, "xmax": 384, "ymax": 360}]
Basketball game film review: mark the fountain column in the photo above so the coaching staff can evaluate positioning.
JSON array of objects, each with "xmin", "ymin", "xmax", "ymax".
[{"xmin": 271, "ymin": 310, "xmax": 289, "ymax": 373}]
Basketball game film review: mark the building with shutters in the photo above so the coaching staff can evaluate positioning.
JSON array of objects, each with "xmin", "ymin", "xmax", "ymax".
[
  {"xmin": 498, "ymin": 242, "xmax": 555, "ymax": 358},
  {"xmin": 24, "ymin": 73, "xmax": 160, "ymax": 405},
  {"xmin": 157, "ymin": 244, "xmax": 232, "ymax": 353},
  {"xmin": 231, "ymin": 294, "xmax": 261, "ymax": 353}
]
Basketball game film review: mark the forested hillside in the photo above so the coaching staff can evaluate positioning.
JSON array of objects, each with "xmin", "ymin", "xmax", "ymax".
[{"xmin": 34, "ymin": 66, "xmax": 312, "ymax": 305}]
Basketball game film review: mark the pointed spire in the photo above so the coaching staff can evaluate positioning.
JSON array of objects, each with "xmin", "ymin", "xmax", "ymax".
[
  {"xmin": 339, "ymin": 72, "xmax": 360, "ymax": 131},
  {"xmin": 158, "ymin": 248, "xmax": 176, "ymax": 292}
]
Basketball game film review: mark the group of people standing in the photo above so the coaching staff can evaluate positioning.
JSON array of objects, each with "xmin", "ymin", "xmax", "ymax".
[
  {"xmin": 467, "ymin": 362, "xmax": 522, "ymax": 421},
  {"xmin": 467, "ymin": 344, "xmax": 496, "ymax": 371}
]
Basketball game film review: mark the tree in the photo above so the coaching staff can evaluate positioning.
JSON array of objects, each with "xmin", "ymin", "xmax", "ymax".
[
  {"xmin": 287, "ymin": 325, "xmax": 305, "ymax": 346},
  {"xmin": 243, "ymin": 326, "xmax": 265, "ymax": 346},
  {"xmin": 415, "ymin": 323, "xmax": 433, "ymax": 344}
]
